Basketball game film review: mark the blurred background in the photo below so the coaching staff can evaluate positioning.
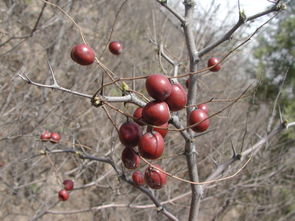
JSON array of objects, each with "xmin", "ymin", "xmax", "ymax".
[{"xmin": 0, "ymin": 0, "xmax": 294, "ymax": 220}]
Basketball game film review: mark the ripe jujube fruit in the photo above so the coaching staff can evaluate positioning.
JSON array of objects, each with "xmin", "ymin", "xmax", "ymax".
[
  {"xmin": 133, "ymin": 107, "xmax": 145, "ymax": 126},
  {"xmin": 71, "ymin": 44, "xmax": 95, "ymax": 65},
  {"xmin": 119, "ymin": 122, "xmax": 142, "ymax": 147},
  {"xmin": 121, "ymin": 148, "xmax": 140, "ymax": 169},
  {"xmin": 142, "ymin": 101, "xmax": 170, "ymax": 126},
  {"xmin": 58, "ymin": 189, "xmax": 69, "ymax": 201},
  {"xmin": 63, "ymin": 180, "xmax": 74, "ymax": 191},
  {"xmin": 148, "ymin": 122, "xmax": 168, "ymax": 138},
  {"xmin": 138, "ymin": 131, "xmax": 164, "ymax": 159},
  {"xmin": 164, "ymin": 83, "xmax": 187, "ymax": 111},
  {"xmin": 145, "ymin": 74, "xmax": 172, "ymax": 101},
  {"xmin": 189, "ymin": 109, "xmax": 209, "ymax": 132},
  {"xmin": 132, "ymin": 171, "xmax": 145, "ymax": 186},
  {"xmin": 144, "ymin": 164, "xmax": 167, "ymax": 189},
  {"xmin": 40, "ymin": 131, "xmax": 51, "ymax": 141},
  {"xmin": 109, "ymin": 41, "xmax": 123, "ymax": 55},
  {"xmin": 207, "ymin": 57, "xmax": 221, "ymax": 72},
  {"xmin": 197, "ymin": 103, "xmax": 209, "ymax": 114},
  {"xmin": 50, "ymin": 132, "xmax": 61, "ymax": 143}
]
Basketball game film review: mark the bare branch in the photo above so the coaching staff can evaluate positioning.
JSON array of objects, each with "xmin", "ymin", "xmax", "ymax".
[
  {"xmin": 199, "ymin": 2, "xmax": 283, "ymax": 57},
  {"xmin": 156, "ymin": 0, "xmax": 186, "ymax": 24},
  {"xmin": 37, "ymin": 148, "xmax": 179, "ymax": 221}
]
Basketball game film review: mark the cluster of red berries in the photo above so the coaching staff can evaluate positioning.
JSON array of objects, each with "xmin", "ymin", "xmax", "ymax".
[
  {"xmin": 118, "ymin": 74, "xmax": 188, "ymax": 189},
  {"xmin": 70, "ymin": 41, "xmax": 123, "ymax": 66},
  {"xmin": 118, "ymin": 73, "xmax": 211, "ymax": 189},
  {"xmin": 40, "ymin": 131, "xmax": 61, "ymax": 143},
  {"xmin": 70, "ymin": 41, "xmax": 217, "ymax": 188},
  {"xmin": 58, "ymin": 179, "xmax": 74, "ymax": 201}
]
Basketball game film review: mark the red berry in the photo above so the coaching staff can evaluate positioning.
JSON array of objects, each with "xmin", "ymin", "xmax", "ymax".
[
  {"xmin": 58, "ymin": 189, "xmax": 69, "ymax": 201},
  {"xmin": 148, "ymin": 122, "xmax": 168, "ymax": 138},
  {"xmin": 142, "ymin": 101, "xmax": 170, "ymax": 126},
  {"xmin": 40, "ymin": 131, "xmax": 51, "ymax": 141},
  {"xmin": 133, "ymin": 107, "xmax": 145, "ymax": 126},
  {"xmin": 139, "ymin": 131, "xmax": 164, "ymax": 159},
  {"xmin": 207, "ymin": 57, "xmax": 221, "ymax": 72},
  {"xmin": 50, "ymin": 132, "xmax": 61, "ymax": 143},
  {"xmin": 109, "ymin": 41, "xmax": 123, "ymax": 55},
  {"xmin": 189, "ymin": 109, "xmax": 209, "ymax": 132},
  {"xmin": 71, "ymin": 44, "xmax": 95, "ymax": 65},
  {"xmin": 146, "ymin": 74, "xmax": 172, "ymax": 101},
  {"xmin": 63, "ymin": 179, "xmax": 74, "ymax": 191},
  {"xmin": 119, "ymin": 122, "xmax": 142, "ymax": 148},
  {"xmin": 144, "ymin": 164, "xmax": 167, "ymax": 189},
  {"xmin": 164, "ymin": 83, "xmax": 187, "ymax": 111},
  {"xmin": 121, "ymin": 148, "xmax": 140, "ymax": 169},
  {"xmin": 197, "ymin": 103, "xmax": 209, "ymax": 114},
  {"xmin": 132, "ymin": 171, "xmax": 145, "ymax": 186}
]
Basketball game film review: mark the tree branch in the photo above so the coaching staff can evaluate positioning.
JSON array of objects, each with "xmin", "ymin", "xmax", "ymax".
[{"xmin": 199, "ymin": 2, "xmax": 284, "ymax": 57}]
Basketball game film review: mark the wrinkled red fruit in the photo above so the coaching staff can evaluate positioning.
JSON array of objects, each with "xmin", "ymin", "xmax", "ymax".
[
  {"xmin": 207, "ymin": 57, "xmax": 221, "ymax": 72},
  {"xmin": 142, "ymin": 101, "xmax": 170, "ymax": 126},
  {"xmin": 139, "ymin": 131, "xmax": 164, "ymax": 159},
  {"xmin": 121, "ymin": 148, "xmax": 140, "ymax": 169},
  {"xmin": 119, "ymin": 122, "xmax": 142, "ymax": 147},
  {"xmin": 189, "ymin": 109, "xmax": 209, "ymax": 132},
  {"xmin": 63, "ymin": 179, "xmax": 74, "ymax": 191},
  {"xmin": 165, "ymin": 83, "xmax": 187, "ymax": 111},
  {"xmin": 109, "ymin": 41, "xmax": 123, "ymax": 55},
  {"xmin": 146, "ymin": 74, "xmax": 172, "ymax": 101},
  {"xmin": 58, "ymin": 189, "xmax": 69, "ymax": 201},
  {"xmin": 132, "ymin": 171, "xmax": 145, "ymax": 186},
  {"xmin": 133, "ymin": 107, "xmax": 145, "ymax": 126},
  {"xmin": 144, "ymin": 164, "xmax": 167, "ymax": 189},
  {"xmin": 40, "ymin": 131, "xmax": 51, "ymax": 141},
  {"xmin": 197, "ymin": 103, "xmax": 209, "ymax": 114},
  {"xmin": 71, "ymin": 44, "xmax": 95, "ymax": 65},
  {"xmin": 50, "ymin": 132, "xmax": 61, "ymax": 143},
  {"xmin": 148, "ymin": 122, "xmax": 168, "ymax": 138}
]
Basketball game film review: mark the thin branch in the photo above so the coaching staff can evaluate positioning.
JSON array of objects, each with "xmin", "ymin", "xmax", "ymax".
[
  {"xmin": 0, "ymin": 2, "xmax": 46, "ymax": 48},
  {"xmin": 37, "ymin": 149, "xmax": 179, "ymax": 221},
  {"xmin": 156, "ymin": 0, "xmax": 186, "ymax": 24},
  {"xmin": 199, "ymin": 2, "xmax": 284, "ymax": 57},
  {"xmin": 19, "ymin": 72, "xmax": 146, "ymax": 106}
]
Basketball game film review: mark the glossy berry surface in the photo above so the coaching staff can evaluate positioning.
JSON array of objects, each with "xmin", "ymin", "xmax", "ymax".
[
  {"xmin": 139, "ymin": 131, "xmax": 164, "ymax": 159},
  {"xmin": 40, "ymin": 131, "xmax": 51, "ymax": 141},
  {"xmin": 189, "ymin": 109, "xmax": 209, "ymax": 132},
  {"xmin": 145, "ymin": 74, "xmax": 172, "ymax": 101},
  {"xmin": 121, "ymin": 148, "xmax": 140, "ymax": 169},
  {"xmin": 144, "ymin": 164, "xmax": 167, "ymax": 189},
  {"xmin": 58, "ymin": 189, "xmax": 69, "ymax": 201},
  {"xmin": 71, "ymin": 44, "xmax": 95, "ymax": 65},
  {"xmin": 165, "ymin": 83, "xmax": 187, "ymax": 111},
  {"xmin": 197, "ymin": 103, "xmax": 209, "ymax": 114},
  {"xmin": 142, "ymin": 101, "xmax": 170, "ymax": 126},
  {"xmin": 133, "ymin": 107, "xmax": 145, "ymax": 126},
  {"xmin": 50, "ymin": 132, "xmax": 61, "ymax": 143},
  {"xmin": 119, "ymin": 122, "xmax": 142, "ymax": 147},
  {"xmin": 207, "ymin": 57, "xmax": 221, "ymax": 72},
  {"xmin": 63, "ymin": 179, "xmax": 74, "ymax": 191},
  {"xmin": 148, "ymin": 122, "xmax": 168, "ymax": 138},
  {"xmin": 109, "ymin": 41, "xmax": 123, "ymax": 55},
  {"xmin": 132, "ymin": 171, "xmax": 145, "ymax": 186}
]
